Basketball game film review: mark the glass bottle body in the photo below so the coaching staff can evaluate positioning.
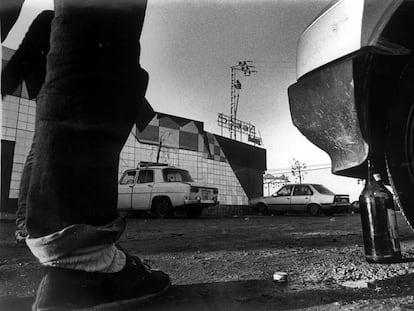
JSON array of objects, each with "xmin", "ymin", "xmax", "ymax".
[{"xmin": 359, "ymin": 170, "xmax": 401, "ymax": 263}]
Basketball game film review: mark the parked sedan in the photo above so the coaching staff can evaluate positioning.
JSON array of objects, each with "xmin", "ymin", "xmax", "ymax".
[{"xmin": 249, "ymin": 183, "xmax": 350, "ymax": 216}]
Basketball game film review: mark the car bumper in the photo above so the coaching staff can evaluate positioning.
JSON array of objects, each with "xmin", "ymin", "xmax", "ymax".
[
  {"xmin": 289, "ymin": 50, "xmax": 369, "ymax": 178},
  {"xmin": 288, "ymin": 47, "xmax": 409, "ymax": 179},
  {"xmin": 322, "ymin": 203, "xmax": 350, "ymax": 213},
  {"xmin": 184, "ymin": 199, "xmax": 219, "ymax": 207}
]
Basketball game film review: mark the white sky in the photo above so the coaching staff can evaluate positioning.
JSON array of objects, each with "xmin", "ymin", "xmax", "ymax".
[{"xmin": 2, "ymin": 0, "xmax": 364, "ymax": 201}]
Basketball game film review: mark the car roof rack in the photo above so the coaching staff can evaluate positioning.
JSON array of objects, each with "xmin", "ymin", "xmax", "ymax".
[{"xmin": 137, "ymin": 161, "xmax": 169, "ymax": 169}]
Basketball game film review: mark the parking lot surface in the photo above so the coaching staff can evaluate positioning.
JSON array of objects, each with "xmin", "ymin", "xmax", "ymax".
[{"xmin": 2, "ymin": 213, "xmax": 414, "ymax": 310}]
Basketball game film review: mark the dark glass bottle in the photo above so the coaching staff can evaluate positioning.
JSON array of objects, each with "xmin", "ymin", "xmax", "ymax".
[{"xmin": 359, "ymin": 161, "xmax": 402, "ymax": 263}]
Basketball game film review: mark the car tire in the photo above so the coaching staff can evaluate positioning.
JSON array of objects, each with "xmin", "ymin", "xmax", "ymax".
[
  {"xmin": 152, "ymin": 198, "xmax": 173, "ymax": 218},
  {"xmin": 386, "ymin": 58, "xmax": 414, "ymax": 230},
  {"xmin": 186, "ymin": 206, "xmax": 203, "ymax": 218},
  {"xmin": 308, "ymin": 204, "xmax": 321, "ymax": 216},
  {"xmin": 256, "ymin": 203, "xmax": 270, "ymax": 216}
]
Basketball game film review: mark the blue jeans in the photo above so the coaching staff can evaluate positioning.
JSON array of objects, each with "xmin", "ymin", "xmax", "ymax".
[
  {"xmin": 25, "ymin": 0, "xmax": 148, "ymax": 239},
  {"xmin": 16, "ymin": 141, "xmax": 35, "ymax": 234}
]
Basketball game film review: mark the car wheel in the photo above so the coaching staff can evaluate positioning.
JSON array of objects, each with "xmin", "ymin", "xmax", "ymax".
[
  {"xmin": 152, "ymin": 198, "xmax": 173, "ymax": 218},
  {"xmin": 256, "ymin": 203, "xmax": 270, "ymax": 216},
  {"xmin": 386, "ymin": 59, "xmax": 414, "ymax": 230},
  {"xmin": 186, "ymin": 206, "xmax": 203, "ymax": 218},
  {"xmin": 308, "ymin": 204, "xmax": 321, "ymax": 216}
]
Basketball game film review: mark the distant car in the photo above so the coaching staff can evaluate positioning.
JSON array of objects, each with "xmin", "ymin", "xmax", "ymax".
[
  {"xmin": 249, "ymin": 183, "xmax": 350, "ymax": 216},
  {"xmin": 118, "ymin": 163, "xmax": 219, "ymax": 218}
]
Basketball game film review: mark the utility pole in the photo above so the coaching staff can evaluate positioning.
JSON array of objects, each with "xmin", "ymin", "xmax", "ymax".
[
  {"xmin": 230, "ymin": 61, "xmax": 257, "ymax": 140},
  {"xmin": 218, "ymin": 61, "xmax": 261, "ymax": 145}
]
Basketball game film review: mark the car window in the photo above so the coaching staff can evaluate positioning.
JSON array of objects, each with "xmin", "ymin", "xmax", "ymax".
[
  {"xmin": 137, "ymin": 170, "xmax": 154, "ymax": 184},
  {"xmin": 312, "ymin": 184, "xmax": 334, "ymax": 195},
  {"xmin": 277, "ymin": 185, "xmax": 293, "ymax": 196},
  {"xmin": 119, "ymin": 171, "xmax": 136, "ymax": 185},
  {"xmin": 293, "ymin": 185, "xmax": 313, "ymax": 196},
  {"xmin": 163, "ymin": 168, "xmax": 193, "ymax": 182}
]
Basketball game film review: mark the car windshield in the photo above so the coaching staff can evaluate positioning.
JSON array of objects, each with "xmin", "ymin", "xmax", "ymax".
[
  {"xmin": 312, "ymin": 184, "xmax": 334, "ymax": 195},
  {"xmin": 163, "ymin": 168, "xmax": 194, "ymax": 182}
]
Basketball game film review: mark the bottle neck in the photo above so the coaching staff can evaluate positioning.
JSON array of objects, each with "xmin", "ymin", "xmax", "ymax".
[{"xmin": 367, "ymin": 160, "xmax": 383, "ymax": 185}]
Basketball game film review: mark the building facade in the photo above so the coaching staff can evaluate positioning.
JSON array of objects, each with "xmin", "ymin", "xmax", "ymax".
[{"xmin": 1, "ymin": 46, "xmax": 266, "ymax": 212}]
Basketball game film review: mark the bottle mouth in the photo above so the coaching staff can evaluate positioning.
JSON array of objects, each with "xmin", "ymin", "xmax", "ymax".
[{"xmin": 373, "ymin": 173, "xmax": 382, "ymax": 181}]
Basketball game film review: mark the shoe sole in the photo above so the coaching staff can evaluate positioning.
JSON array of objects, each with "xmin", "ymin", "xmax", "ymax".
[{"xmin": 36, "ymin": 280, "xmax": 171, "ymax": 311}]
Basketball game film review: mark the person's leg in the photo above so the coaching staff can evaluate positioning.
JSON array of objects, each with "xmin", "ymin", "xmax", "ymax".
[
  {"xmin": 14, "ymin": 143, "xmax": 34, "ymax": 242},
  {"xmin": 26, "ymin": 2, "xmax": 147, "ymax": 236},
  {"xmin": 24, "ymin": 1, "xmax": 170, "ymax": 309}
]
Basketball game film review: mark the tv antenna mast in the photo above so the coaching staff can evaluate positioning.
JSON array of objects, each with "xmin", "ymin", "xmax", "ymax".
[
  {"xmin": 217, "ymin": 61, "xmax": 261, "ymax": 145},
  {"xmin": 229, "ymin": 61, "xmax": 257, "ymax": 140}
]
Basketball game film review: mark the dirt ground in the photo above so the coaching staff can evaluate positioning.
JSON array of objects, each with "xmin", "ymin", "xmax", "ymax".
[{"xmin": 3, "ymin": 212, "xmax": 414, "ymax": 310}]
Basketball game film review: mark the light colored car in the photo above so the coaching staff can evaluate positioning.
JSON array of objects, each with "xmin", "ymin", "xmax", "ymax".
[
  {"xmin": 118, "ymin": 163, "xmax": 219, "ymax": 218},
  {"xmin": 249, "ymin": 183, "xmax": 350, "ymax": 216}
]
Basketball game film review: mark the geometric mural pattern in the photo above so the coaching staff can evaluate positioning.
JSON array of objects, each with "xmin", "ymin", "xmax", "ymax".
[
  {"xmin": 137, "ymin": 113, "xmax": 227, "ymax": 163},
  {"xmin": 204, "ymin": 132, "xmax": 227, "ymax": 163}
]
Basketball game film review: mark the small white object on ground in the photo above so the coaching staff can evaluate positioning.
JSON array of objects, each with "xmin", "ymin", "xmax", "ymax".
[
  {"xmin": 341, "ymin": 280, "xmax": 369, "ymax": 288},
  {"xmin": 273, "ymin": 272, "xmax": 288, "ymax": 282}
]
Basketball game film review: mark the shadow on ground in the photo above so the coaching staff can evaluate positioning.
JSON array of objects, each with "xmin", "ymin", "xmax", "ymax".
[
  {"xmin": 138, "ymin": 276, "xmax": 414, "ymax": 311},
  {"xmin": 121, "ymin": 214, "xmax": 414, "ymax": 255},
  {"xmin": 5, "ymin": 273, "xmax": 414, "ymax": 311}
]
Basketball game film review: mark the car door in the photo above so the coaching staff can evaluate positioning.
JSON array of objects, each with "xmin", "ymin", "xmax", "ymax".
[
  {"xmin": 268, "ymin": 185, "xmax": 293, "ymax": 212},
  {"xmin": 131, "ymin": 169, "xmax": 154, "ymax": 210},
  {"xmin": 117, "ymin": 170, "xmax": 137, "ymax": 209},
  {"xmin": 291, "ymin": 185, "xmax": 312, "ymax": 212}
]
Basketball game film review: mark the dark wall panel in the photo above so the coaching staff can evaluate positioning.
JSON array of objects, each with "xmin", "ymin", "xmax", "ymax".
[
  {"xmin": 232, "ymin": 166, "xmax": 264, "ymax": 199},
  {"xmin": 137, "ymin": 124, "xmax": 159, "ymax": 143},
  {"xmin": 215, "ymin": 135, "xmax": 266, "ymax": 199},
  {"xmin": 179, "ymin": 131, "xmax": 199, "ymax": 151},
  {"xmin": 215, "ymin": 135, "xmax": 266, "ymax": 171}
]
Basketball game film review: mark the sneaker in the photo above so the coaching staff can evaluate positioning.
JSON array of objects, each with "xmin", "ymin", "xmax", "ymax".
[
  {"xmin": 32, "ymin": 252, "xmax": 171, "ymax": 311},
  {"xmin": 15, "ymin": 230, "xmax": 28, "ymax": 244}
]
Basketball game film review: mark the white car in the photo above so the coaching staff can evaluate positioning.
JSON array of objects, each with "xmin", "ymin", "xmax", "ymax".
[
  {"xmin": 118, "ymin": 163, "xmax": 219, "ymax": 218},
  {"xmin": 249, "ymin": 183, "xmax": 350, "ymax": 216}
]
